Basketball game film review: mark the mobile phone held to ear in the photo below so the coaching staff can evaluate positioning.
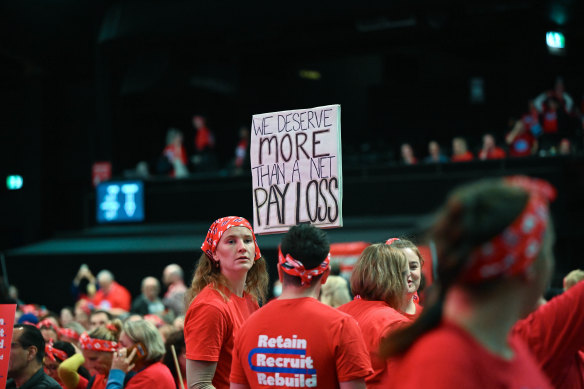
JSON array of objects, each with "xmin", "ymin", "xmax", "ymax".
[{"xmin": 129, "ymin": 342, "xmax": 148, "ymax": 363}]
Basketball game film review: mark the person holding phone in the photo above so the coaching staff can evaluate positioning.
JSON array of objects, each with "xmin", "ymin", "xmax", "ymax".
[
  {"xmin": 106, "ymin": 319, "xmax": 175, "ymax": 388},
  {"xmin": 183, "ymin": 216, "xmax": 269, "ymax": 389}
]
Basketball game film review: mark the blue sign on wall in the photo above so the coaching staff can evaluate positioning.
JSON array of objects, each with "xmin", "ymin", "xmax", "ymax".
[{"xmin": 96, "ymin": 181, "xmax": 145, "ymax": 223}]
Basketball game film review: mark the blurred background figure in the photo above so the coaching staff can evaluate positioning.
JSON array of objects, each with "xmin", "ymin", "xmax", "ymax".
[
  {"xmin": 192, "ymin": 115, "xmax": 217, "ymax": 172},
  {"xmin": 91, "ymin": 270, "xmax": 131, "ymax": 316},
  {"xmin": 319, "ymin": 275, "xmax": 351, "ymax": 308},
  {"xmin": 89, "ymin": 310, "xmax": 112, "ymax": 331},
  {"xmin": 424, "ymin": 140, "xmax": 448, "ymax": 163},
  {"xmin": 478, "ymin": 133, "xmax": 506, "ymax": 160},
  {"xmin": 559, "ymin": 138, "xmax": 572, "ymax": 155},
  {"xmin": 563, "ymin": 269, "xmax": 584, "ymax": 291},
  {"xmin": 161, "ymin": 128, "xmax": 188, "ymax": 178},
  {"xmin": 506, "ymin": 119, "xmax": 538, "ymax": 157},
  {"xmin": 400, "ymin": 143, "xmax": 418, "ymax": 165},
  {"xmin": 232, "ymin": 126, "xmax": 250, "ymax": 174},
  {"xmin": 162, "ymin": 264, "xmax": 187, "ymax": 317},
  {"xmin": 163, "ymin": 330, "xmax": 187, "ymax": 389},
  {"xmin": 451, "ymin": 137, "xmax": 474, "ymax": 162},
  {"xmin": 131, "ymin": 276, "xmax": 165, "ymax": 316}
]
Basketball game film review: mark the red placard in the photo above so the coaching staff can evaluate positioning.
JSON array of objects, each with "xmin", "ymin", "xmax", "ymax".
[
  {"xmin": 0, "ymin": 304, "xmax": 17, "ymax": 388},
  {"xmin": 92, "ymin": 161, "xmax": 112, "ymax": 188}
]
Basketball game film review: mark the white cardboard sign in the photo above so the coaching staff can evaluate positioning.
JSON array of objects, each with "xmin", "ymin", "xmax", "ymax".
[{"xmin": 250, "ymin": 104, "xmax": 343, "ymax": 234}]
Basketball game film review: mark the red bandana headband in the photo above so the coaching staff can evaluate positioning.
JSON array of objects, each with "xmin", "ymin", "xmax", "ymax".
[
  {"xmin": 278, "ymin": 246, "xmax": 330, "ymax": 286},
  {"xmin": 461, "ymin": 176, "xmax": 555, "ymax": 284},
  {"xmin": 79, "ymin": 332, "xmax": 119, "ymax": 353},
  {"xmin": 58, "ymin": 328, "xmax": 80, "ymax": 341},
  {"xmin": 201, "ymin": 216, "xmax": 261, "ymax": 261},
  {"xmin": 45, "ymin": 341, "xmax": 68, "ymax": 362},
  {"xmin": 385, "ymin": 238, "xmax": 400, "ymax": 245},
  {"xmin": 37, "ymin": 319, "xmax": 59, "ymax": 332}
]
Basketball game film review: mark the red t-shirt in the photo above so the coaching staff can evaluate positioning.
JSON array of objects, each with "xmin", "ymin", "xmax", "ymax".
[
  {"xmin": 384, "ymin": 321, "xmax": 552, "ymax": 388},
  {"xmin": 230, "ymin": 297, "xmax": 373, "ymax": 388},
  {"xmin": 337, "ymin": 299, "xmax": 410, "ymax": 388},
  {"xmin": 479, "ymin": 147, "xmax": 506, "ymax": 160},
  {"xmin": 451, "ymin": 151, "xmax": 474, "ymax": 162},
  {"xmin": 91, "ymin": 282, "xmax": 131, "ymax": 312},
  {"xmin": 508, "ymin": 131, "xmax": 536, "ymax": 157},
  {"xmin": 184, "ymin": 285, "xmax": 259, "ymax": 389},
  {"xmin": 512, "ymin": 280, "xmax": 584, "ymax": 389},
  {"xmin": 124, "ymin": 362, "xmax": 175, "ymax": 389}
]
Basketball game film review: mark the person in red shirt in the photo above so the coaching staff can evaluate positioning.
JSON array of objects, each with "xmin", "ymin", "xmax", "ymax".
[
  {"xmin": 162, "ymin": 128, "xmax": 188, "ymax": 178},
  {"xmin": 451, "ymin": 137, "xmax": 474, "ymax": 162},
  {"xmin": 91, "ymin": 271, "xmax": 131, "ymax": 316},
  {"xmin": 511, "ymin": 276, "xmax": 584, "ymax": 389},
  {"xmin": 380, "ymin": 176, "xmax": 556, "ymax": 388},
  {"xmin": 59, "ymin": 321, "xmax": 122, "ymax": 389},
  {"xmin": 183, "ymin": 216, "xmax": 268, "ymax": 389},
  {"xmin": 230, "ymin": 224, "xmax": 373, "ymax": 389},
  {"xmin": 385, "ymin": 238, "xmax": 424, "ymax": 319},
  {"xmin": 106, "ymin": 319, "xmax": 176, "ymax": 389},
  {"xmin": 478, "ymin": 133, "xmax": 506, "ymax": 160},
  {"xmin": 506, "ymin": 120, "xmax": 538, "ymax": 157},
  {"xmin": 337, "ymin": 243, "xmax": 410, "ymax": 388}
]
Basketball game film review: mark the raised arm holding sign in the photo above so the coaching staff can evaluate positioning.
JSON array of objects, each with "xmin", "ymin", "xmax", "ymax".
[{"xmin": 250, "ymin": 104, "xmax": 343, "ymax": 234}]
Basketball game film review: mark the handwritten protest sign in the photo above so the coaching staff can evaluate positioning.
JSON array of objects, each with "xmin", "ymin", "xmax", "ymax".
[
  {"xmin": 250, "ymin": 105, "xmax": 343, "ymax": 234},
  {"xmin": 0, "ymin": 304, "xmax": 17, "ymax": 388}
]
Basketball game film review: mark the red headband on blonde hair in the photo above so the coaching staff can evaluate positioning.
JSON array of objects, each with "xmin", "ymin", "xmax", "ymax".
[
  {"xmin": 278, "ymin": 246, "xmax": 330, "ymax": 286},
  {"xmin": 201, "ymin": 216, "xmax": 261, "ymax": 261},
  {"xmin": 45, "ymin": 342, "xmax": 68, "ymax": 362},
  {"xmin": 461, "ymin": 176, "xmax": 555, "ymax": 284},
  {"xmin": 79, "ymin": 332, "xmax": 119, "ymax": 353}
]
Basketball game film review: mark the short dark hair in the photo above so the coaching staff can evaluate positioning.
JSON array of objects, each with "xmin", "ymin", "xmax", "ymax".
[
  {"xmin": 280, "ymin": 224, "xmax": 330, "ymax": 286},
  {"xmin": 90, "ymin": 310, "xmax": 113, "ymax": 320},
  {"xmin": 14, "ymin": 324, "xmax": 45, "ymax": 363}
]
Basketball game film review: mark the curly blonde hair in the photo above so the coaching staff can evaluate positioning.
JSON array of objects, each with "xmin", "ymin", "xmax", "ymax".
[{"xmin": 185, "ymin": 253, "xmax": 268, "ymax": 307}]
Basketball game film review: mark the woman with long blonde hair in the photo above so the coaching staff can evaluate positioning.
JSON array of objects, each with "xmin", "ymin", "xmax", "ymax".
[{"xmin": 183, "ymin": 216, "xmax": 268, "ymax": 389}]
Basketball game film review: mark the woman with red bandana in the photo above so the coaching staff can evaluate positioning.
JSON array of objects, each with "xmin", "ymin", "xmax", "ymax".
[
  {"xmin": 380, "ymin": 176, "xmax": 556, "ymax": 388},
  {"xmin": 183, "ymin": 216, "xmax": 269, "ymax": 389},
  {"xmin": 58, "ymin": 321, "xmax": 122, "ymax": 389}
]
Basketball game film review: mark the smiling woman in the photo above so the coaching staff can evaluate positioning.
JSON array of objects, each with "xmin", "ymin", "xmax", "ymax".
[{"xmin": 183, "ymin": 216, "xmax": 269, "ymax": 389}]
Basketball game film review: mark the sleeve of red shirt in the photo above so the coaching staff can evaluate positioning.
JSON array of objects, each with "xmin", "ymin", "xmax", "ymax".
[
  {"xmin": 333, "ymin": 316, "xmax": 374, "ymax": 382},
  {"xmin": 513, "ymin": 280, "xmax": 584, "ymax": 372},
  {"xmin": 229, "ymin": 331, "xmax": 248, "ymax": 385},
  {"xmin": 184, "ymin": 302, "xmax": 228, "ymax": 361}
]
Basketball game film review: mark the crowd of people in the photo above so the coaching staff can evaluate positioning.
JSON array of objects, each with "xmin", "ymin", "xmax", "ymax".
[
  {"xmin": 4, "ymin": 175, "xmax": 584, "ymax": 388},
  {"xmin": 399, "ymin": 78, "xmax": 583, "ymax": 166}
]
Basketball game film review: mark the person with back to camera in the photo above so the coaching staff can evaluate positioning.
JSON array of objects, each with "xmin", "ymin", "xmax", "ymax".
[
  {"xmin": 385, "ymin": 238, "xmax": 425, "ymax": 319},
  {"xmin": 337, "ymin": 244, "xmax": 411, "ymax": 388},
  {"xmin": 230, "ymin": 224, "xmax": 373, "ymax": 389},
  {"xmin": 105, "ymin": 319, "xmax": 175, "ymax": 388},
  {"xmin": 511, "ymin": 263, "xmax": 584, "ymax": 388},
  {"xmin": 379, "ymin": 176, "xmax": 556, "ymax": 388},
  {"xmin": 183, "ymin": 216, "xmax": 269, "ymax": 389}
]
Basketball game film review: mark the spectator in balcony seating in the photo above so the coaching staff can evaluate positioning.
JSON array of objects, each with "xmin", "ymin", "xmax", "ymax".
[
  {"xmin": 161, "ymin": 128, "xmax": 188, "ymax": 178},
  {"xmin": 424, "ymin": 140, "xmax": 448, "ymax": 163},
  {"xmin": 400, "ymin": 143, "xmax": 418, "ymax": 165},
  {"xmin": 451, "ymin": 137, "xmax": 474, "ymax": 162},
  {"xmin": 478, "ymin": 133, "xmax": 506, "ymax": 160},
  {"xmin": 506, "ymin": 119, "xmax": 538, "ymax": 157}
]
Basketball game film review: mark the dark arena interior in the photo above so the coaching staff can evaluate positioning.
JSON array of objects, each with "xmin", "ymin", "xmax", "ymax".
[{"xmin": 1, "ymin": 0, "xmax": 584, "ymax": 310}]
